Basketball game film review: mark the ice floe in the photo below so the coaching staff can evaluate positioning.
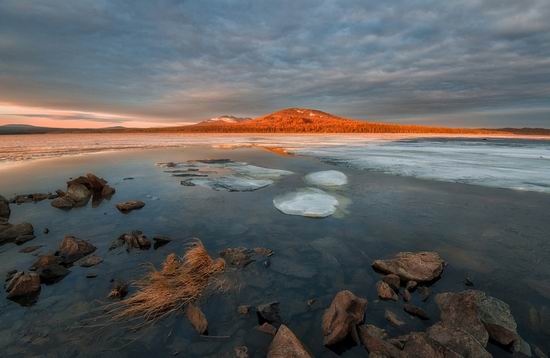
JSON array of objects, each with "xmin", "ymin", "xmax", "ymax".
[
  {"xmin": 273, "ymin": 188, "xmax": 340, "ymax": 218},
  {"xmin": 304, "ymin": 170, "xmax": 348, "ymax": 187},
  {"xmin": 158, "ymin": 159, "xmax": 292, "ymax": 192}
]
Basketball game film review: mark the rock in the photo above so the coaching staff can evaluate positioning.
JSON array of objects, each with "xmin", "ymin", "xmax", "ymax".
[
  {"xmin": 427, "ymin": 322, "xmax": 491, "ymax": 358},
  {"xmin": 101, "ymin": 185, "xmax": 116, "ymax": 197},
  {"xmin": 186, "ymin": 303, "xmax": 208, "ymax": 334},
  {"xmin": 372, "ymin": 251, "xmax": 445, "ymax": 282},
  {"xmin": 253, "ymin": 247, "xmax": 274, "ymax": 257},
  {"xmin": 43, "ymin": 228, "xmax": 49, "ymax": 234},
  {"xmin": 401, "ymin": 332, "xmax": 456, "ymax": 357},
  {"xmin": 377, "ymin": 281, "xmax": 398, "ymax": 301},
  {"xmin": 403, "ymin": 303, "xmax": 430, "ymax": 320},
  {"xmin": 67, "ymin": 183, "xmax": 91, "ymax": 204},
  {"xmin": 5, "ymin": 271, "xmax": 41, "ymax": 302},
  {"xmin": 322, "ymin": 290, "xmax": 368, "ymax": 346},
  {"xmin": 273, "ymin": 188, "xmax": 340, "ymax": 218},
  {"xmin": 57, "ymin": 235, "xmax": 96, "ymax": 264},
  {"xmin": 108, "ymin": 281, "xmax": 128, "ymax": 299},
  {"xmin": 358, "ymin": 325, "xmax": 401, "ymax": 358},
  {"xmin": 257, "ymin": 301, "xmax": 281, "ymax": 324},
  {"xmin": 30, "ymin": 255, "xmax": 70, "ymax": 284},
  {"xmin": 153, "ymin": 235, "xmax": 172, "ymax": 249},
  {"xmin": 85, "ymin": 173, "xmax": 107, "ymax": 191},
  {"xmin": 19, "ymin": 245, "xmax": 42, "ymax": 253},
  {"xmin": 50, "ymin": 195, "xmax": 75, "ymax": 209},
  {"xmin": 383, "ymin": 274, "xmax": 401, "ymax": 290},
  {"xmin": 417, "ymin": 286, "xmax": 431, "ymax": 301},
  {"xmin": 234, "ymin": 346, "xmax": 249, "ymax": 358},
  {"xmin": 110, "ymin": 231, "xmax": 151, "ymax": 251},
  {"xmin": 77, "ymin": 255, "xmax": 103, "ymax": 267},
  {"xmin": 267, "ymin": 324, "xmax": 311, "ymax": 358},
  {"xmin": 15, "ymin": 234, "xmax": 36, "ymax": 245},
  {"xmin": 385, "ymin": 309, "xmax": 405, "ymax": 327},
  {"xmin": 401, "ymin": 289, "xmax": 412, "ymax": 302},
  {"xmin": 256, "ymin": 322, "xmax": 277, "ymax": 336},
  {"xmin": 0, "ymin": 195, "xmax": 10, "ymax": 219},
  {"xmin": 0, "ymin": 222, "xmax": 34, "ymax": 245},
  {"xmin": 86, "ymin": 273, "xmax": 98, "ymax": 278},
  {"xmin": 436, "ymin": 290, "xmax": 521, "ymax": 349},
  {"xmin": 513, "ymin": 338, "xmax": 532, "ymax": 357},
  {"xmin": 304, "ymin": 170, "xmax": 348, "ymax": 187},
  {"xmin": 238, "ymin": 305, "xmax": 251, "ymax": 315},
  {"xmin": 533, "ymin": 346, "xmax": 548, "ymax": 358},
  {"xmin": 220, "ymin": 248, "xmax": 253, "ymax": 268},
  {"xmin": 464, "ymin": 276, "xmax": 474, "ymax": 287},
  {"xmin": 116, "ymin": 200, "xmax": 145, "ymax": 213},
  {"xmin": 406, "ymin": 280, "xmax": 418, "ymax": 291}
]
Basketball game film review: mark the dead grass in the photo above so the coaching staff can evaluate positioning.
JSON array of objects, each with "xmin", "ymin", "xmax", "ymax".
[{"xmin": 106, "ymin": 240, "xmax": 225, "ymax": 327}]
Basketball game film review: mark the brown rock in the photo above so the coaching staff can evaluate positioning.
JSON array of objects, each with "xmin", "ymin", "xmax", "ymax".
[
  {"xmin": 383, "ymin": 274, "xmax": 401, "ymax": 290},
  {"xmin": 256, "ymin": 322, "xmax": 277, "ymax": 336},
  {"xmin": 403, "ymin": 303, "xmax": 430, "ymax": 320},
  {"xmin": 401, "ymin": 289, "xmax": 412, "ymax": 302},
  {"xmin": 153, "ymin": 235, "xmax": 172, "ymax": 249},
  {"xmin": 30, "ymin": 254, "xmax": 70, "ymax": 283},
  {"xmin": 253, "ymin": 247, "xmax": 273, "ymax": 257},
  {"xmin": 111, "ymin": 231, "xmax": 151, "ymax": 250},
  {"xmin": 5, "ymin": 271, "xmax": 41, "ymax": 301},
  {"xmin": 101, "ymin": 185, "xmax": 116, "ymax": 198},
  {"xmin": 108, "ymin": 280, "xmax": 128, "ymax": 299},
  {"xmin": 377, "ymin": 281, "xmax": 398, "ymax": 301},
  {"xmin": 0, "ymin": 222, "xmax": 34, "ymax": 245},
  {"xmin": 322, "ymin": 290, "xmax": 368, "ymax": 346},
  {"xmin": 427, "ymin": 322, "xmax": 491, "ymax": 357},
  {"xmin": 77, "ymin": 255, "xmax": 103, "ymax": 267},
  {"xmin": 406, "ymin": 280, "xmax": 418, "ymax": 291},
  {"xmin": 50, "ymin": 195, "xmax": 75, "ymax": 209},
  {"xmin": 385, "ymin": 309, "xmax": 406, "ymax": 327},
  {"xmin": 14, "ymin": 234, "xmax": 36, "ymax": 245},
  {"xmin": 220, "ymin": 247, "xmax": 253, "ymax": 267},
  {"xmin": 19, "ymin": 245, "xmax": 42, "ymax": 253},
  {"xmin": 85, "ymin": 173, "xmax": 107, "ymax": 191},
  {"xmin": 267, "ymin": 324, "xmax": 311, "ymax": 358},
  {"xmin": 57, "ymin": 235, "xmax": 96, "ymax": 264},
  {"xmin": 116, "ymin": 200, "xmax": 145, "ymax": 213},
  {"xmin": 372, "ymin": 251, "xmax": 445, "ymax": 282},
  {"xmin": 234, "ymin": 346, "xmax": 249, "ymax": 358},
  {"xmin": 257, "ymin": 301, "xmax": 281, "ymax": 324},
  {"xmin": 0, "ymin": 195, "xmax": 10, "ymax": 219},
  {"xmin": 358, "ymin": 325, "xmax": 401, "ymax": 358},
  {"xmin": 67, "ymin": 183, "xmax": 91, "ymax": 204},
  {"xmin": 186, "ymin": 303, "xmax": 208, "ymax": 334},
  {"xmin": 417, "ymin": 286, "xmax": 431, "ymax": 301},
  {"xmin": 238, "ymin": 305, "xmax": 251, "ymax": 315},
  {"xmin": 401, "ymin": 332, "xmax": 458, "ymax": 358}
]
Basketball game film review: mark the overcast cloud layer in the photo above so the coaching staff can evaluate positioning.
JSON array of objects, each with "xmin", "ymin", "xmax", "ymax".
[{"xmin": 1, "ymin": 0, "xmax": 549, "ymax": 127}]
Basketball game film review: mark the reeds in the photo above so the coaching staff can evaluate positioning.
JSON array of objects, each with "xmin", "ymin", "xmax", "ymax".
[{"xmin": 106, "ymin": 240, "xmax": 225, "ymax": 327}]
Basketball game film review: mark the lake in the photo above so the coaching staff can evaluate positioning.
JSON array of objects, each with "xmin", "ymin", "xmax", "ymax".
[{"xmin": 0, "ymin": 134, "xmax": 549, "ymax": 357}]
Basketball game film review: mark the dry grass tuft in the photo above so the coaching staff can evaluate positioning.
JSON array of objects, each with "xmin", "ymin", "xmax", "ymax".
[{"xmin": 106, "ymin": 240, "xmax": 225, "ymax": 327}]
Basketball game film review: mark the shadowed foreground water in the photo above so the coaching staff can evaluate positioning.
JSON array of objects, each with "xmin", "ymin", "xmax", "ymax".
[{"xmin": 0, "ymin": 146, "xmax": 549, "ymax": 357}]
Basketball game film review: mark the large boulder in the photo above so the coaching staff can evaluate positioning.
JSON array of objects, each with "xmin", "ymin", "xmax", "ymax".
[
  {"xmin": 372, "ymin": 251, "xmax": 445, "ymax": 282},
  {"xmin": 5, "ymin": 271, "xmax": 41, "ymax": 302},
  {"xmin": 57, "ymin": 235, "xmax": 96, "ymax": 264},
  {"xmin": 66, "ymin": 183, "xmax": 91, "ymax": 204},
  {"xmin": 322, "ymin": 290, "xmax": 368, "ymax": 346},
  {"xmin": 435, "ymin": 290, "xmax": 521, "ymax": 349},
  {"xmin": 267, "ymin": 324, "xmax": 312, "ymax": 358},
  {"xmin": 0, "ymin": 195, "xmax": 10, "ymax": 219},
  {"xmin": 0, "ymin": 222, "xmax": 34, "ymax": 245}
]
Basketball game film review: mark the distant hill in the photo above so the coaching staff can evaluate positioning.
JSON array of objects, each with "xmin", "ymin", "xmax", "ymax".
[
  {"xmin": 165, "ymin": 108, "xmax": 498, "ymax": 134},
  {"xmin": 2, "ymin": 108, "xmax": 549, "ymax": 135}
]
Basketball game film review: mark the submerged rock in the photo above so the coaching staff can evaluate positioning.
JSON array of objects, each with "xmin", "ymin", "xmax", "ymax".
[
  {"xmin": 50, "ymin": 196, "xmax": 76, "ymax": 209},
  {"xmin": 358, "ymin": 324, "xmax": 401, "ymax": 357},
  {"xmin": 304, "ymin": 170, "xmax": 348, "ymax": 187},
  {"xmin": 57, "ymin": 235, "xmax": 97, "ymax": 265},
  {"xmin": 19, "ymin": 245, "xmax": 42, "ymax": 253},
  {"xmin": 116, "ymin": 200, "xmax": 145, "ymax": 213},
  {"xmin": 273, "ymin": 188, "xmax": 340, "ymax": 218},
  {"xmin": 220, "ymin": 247, "xmax": 253, "ymax": 268},
  {"xmin": 110, "ymin": 231, "xmax": 151, "ymax": 251},
  {"xmin": 0, "ymin": 222, "xmax": 34, "ymax": 246},
  {"xmin": 427, "ymin": 322, "xmax": 492, "ymax": 358},
  {"xmin": 108, "ymin": 280, "xmax": 129, "ymax": 299},
  {"xmin": 403, "ymin": 303, "xmax": 430, "ymax": 320},
  {"xmin": 322, "ymin": 290, "xmax": 368, "ymax": 346},
  {"xmin": 77, "ymin": 255, "xmax": 103, "ymax": 268},
  {"xmin": 372, "ymin": 251, "xmax": 445, "ymax": 282},
  {"xmin": 0, "ymin": 195, "xmax": 11, "ymax": 219},
  {"xmin": 383, "ymin": 274, "xmax": 401, "ymax": 290},
  {"xmin": 256, "ymin": 322, "xmax": 277, "ymax": 336},
  {"xmin": 5, "ymin": 271, "xmax": 41, "ymax": 303},
  {"xmin": 377, "ymin": 281, "xmax": 398, "ymax": 301},
  {"xmin": 31, "ymin": 255, "xmax": 70, "ymax": 284},
  {"xmin": 186, "ymin": 303, "xmax": 208, "ymax": 334},
  {"xmin": 385, "ymin": 309, "xmax": 406, "ymax": 327},
  {"xmin": 267, "ymin": 324, "xmax": 312, "ymax": 358},
  {"xmin": 257, "ymin": 301, "xmax": 281, "ymax": 324},
  {"xmin": 153, "ymin": 235, "xmax": 172, "ymax": 249}
]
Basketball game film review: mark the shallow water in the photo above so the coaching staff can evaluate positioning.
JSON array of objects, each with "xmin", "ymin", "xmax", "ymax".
[{"xmin": 0, "ymin": 145, "xmax": 550, "ymax": 357}]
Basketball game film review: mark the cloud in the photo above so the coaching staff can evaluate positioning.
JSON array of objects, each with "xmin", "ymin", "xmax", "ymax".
[{"xmin": 0, "ymin": 0, "xmax": 549, "ymax": 127}]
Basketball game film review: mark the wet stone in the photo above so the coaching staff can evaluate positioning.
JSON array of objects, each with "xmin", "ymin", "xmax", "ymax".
[{"xmin": 403, "ymin": 303, "xmax": 430, "ymax": 320}]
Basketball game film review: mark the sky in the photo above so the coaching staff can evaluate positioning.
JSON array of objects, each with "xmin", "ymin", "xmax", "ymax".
[{"xmin": 0, "ymin": 0, "xmax": 549, "ymax": 129}]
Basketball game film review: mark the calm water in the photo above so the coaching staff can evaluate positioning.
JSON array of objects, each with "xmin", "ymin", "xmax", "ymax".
[{"xmin": 1, "ymin": 144, "xmax": 549, "ymax": 357}]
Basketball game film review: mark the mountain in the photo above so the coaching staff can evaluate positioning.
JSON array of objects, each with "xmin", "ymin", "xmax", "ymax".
[
  {"xmin": 0, "ymin": 124, "xmax": 63, "ymax": 134},
  {"xmin": 200, "ymin": 115, "xmax": 252, "ymax": 124},
  {"xmin": 175, "ymin": 108, "xmax": 496, "ymax": 134}
]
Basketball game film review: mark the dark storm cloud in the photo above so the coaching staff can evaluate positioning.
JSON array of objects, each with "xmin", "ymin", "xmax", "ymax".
[{"xmin": 1, "ymin": 0, "xmax": 549, "ymax": 126}]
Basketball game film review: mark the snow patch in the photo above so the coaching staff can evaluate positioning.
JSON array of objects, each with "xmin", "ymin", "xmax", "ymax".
[{"xmin": 273, "ymin": 188, "xmax": 340, "ymax": 218}]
